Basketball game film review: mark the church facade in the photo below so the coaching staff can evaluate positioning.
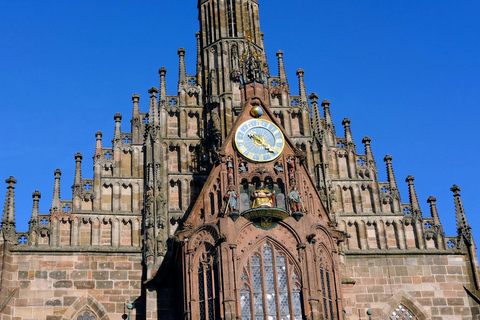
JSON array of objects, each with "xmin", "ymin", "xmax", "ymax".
[{"xmin": 1, "ymin": 1, "xmax": 479, "ymax": 319}]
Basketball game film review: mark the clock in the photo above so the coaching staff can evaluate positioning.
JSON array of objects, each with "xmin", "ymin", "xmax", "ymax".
[{"xmin": 235, "ymin": 119, "xmax": 285, "ymax": 162}]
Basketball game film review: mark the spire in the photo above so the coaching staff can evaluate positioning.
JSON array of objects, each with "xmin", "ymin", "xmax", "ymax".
[
  {"xmin": 405, "ymin": 175, "xmax": 421, "ymax": 215},
  {"xmin": 2, "ymin": 176, "xmax": 17, "ymax": 226},
  {"xmin": 322, "ymin": 99, "xmax": 335, "ymax": 146},
  {"xmin": 148, "ymin": 87, "xmax": 159, "ymax": 127},
  {"xmin": 132, "ymin": 93, "xmax": 140, "ymax": 118},
  {"xmin": 178, "ymin": 48, "xmax": 187, "ymax": 86},
  {"xmin": 362, "ymin": 137, "xmax": 375, "ymax": 164},
  {"xmin": 451, "ymin": 185, "xmax": 472, "ymax": 247},
  {"xmin": 159, "ymin": 67, "xmax": 167, "ymax": 102},
  {"xmin": 51, "ymin": 169, "xmax": 62, "ymax": 210},
  {"xmin": 196, "ymin": 32, "xmax": 202, "ymax": 86},
  {"xmin": 74, "ymin": 153, "xmax": 82, "ymax": 186},
  {"xmin": 276, "ymin": 51, "xmax": 287, "ymax": 84},
  {"xmin": 383, "ymin": 155, "xmax": 399, "ymax": 193},
  {"xmin": 31, "ymin": 190, "xmax": 41, "ymax": 221},
  {"xmin": 309, "ymin": 93, "xmax": 322, "ymax": 138},
  {"xmin": 342, "ymin": 118, "xmax": 354, "ymax": 146},
  {"xmin": 114, "ymin": 113, "xmax": 122, "ymax": 141},
  {"xmin": 427, "ymin": 196, "xmax": 441, "ymax": 225},
  {"xmin": 322, "ymin": 99, "xmax": 333, "ymax": 128},
  {"xmin": 94, "ymin": 131, "xmax": 103, "ymax": 159},
  {"xmin": 1, "ymin": 177, "xmax": 16, "ymax": 243},
  {"xmin": 296, "ymin": 69, "xmax": 307, "ymax": 101}
]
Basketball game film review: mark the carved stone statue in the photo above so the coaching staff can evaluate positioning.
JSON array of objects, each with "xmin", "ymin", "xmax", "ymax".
[{"xmin": 251, "ymin": 184, "xmax": 275, "ymax": 209}]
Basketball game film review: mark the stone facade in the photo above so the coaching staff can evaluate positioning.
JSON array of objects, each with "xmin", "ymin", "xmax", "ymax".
[{"xmin": 1, "ymin": 1, "xmax": 479, "ymax": 319}]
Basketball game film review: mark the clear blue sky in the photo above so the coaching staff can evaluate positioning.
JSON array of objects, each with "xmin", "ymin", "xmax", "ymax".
[{"xmin": 1, "ymin": 1, "xmax": 479, "ymax": 247}]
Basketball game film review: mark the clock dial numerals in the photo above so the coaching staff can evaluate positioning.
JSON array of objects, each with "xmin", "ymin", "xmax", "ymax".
[{"xmin": 235, "ymin": 119, "xmax": 285, "ymax": 162}]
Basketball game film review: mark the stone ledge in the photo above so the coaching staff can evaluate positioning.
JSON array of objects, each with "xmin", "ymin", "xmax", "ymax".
[
  {"xmin": 345, "ymin": 249, "xmax": 467, "ymax": 256},
  {"xmin": 10, "ymin": 246, "xmax": 142, "ymax": 254}
]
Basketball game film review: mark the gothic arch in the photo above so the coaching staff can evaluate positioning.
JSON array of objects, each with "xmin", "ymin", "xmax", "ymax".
[
  {"xmin": 311, "ymin": 225, "xmax": 336, "ymax": 251},
  {"xmin": 61, "ymin": 295, "xmax": 110, "ymax": 320},
  {"xmin": 236, "ymin": 239, "xmax": 303, "ymax": 320},
  {"xmin": 381, "ymin": 290, "xmax": 428, "ymax": 320},
  {"xmin": 237, "ymin": 235, "xmax": 301, "ymax": 278},
  {"xmin": 315, "ymin": 241, "xmax": 341, "ymax": 320},
  {"xmin": 187, "ymin": 224, "xmax": 221, "ymax": 265}
]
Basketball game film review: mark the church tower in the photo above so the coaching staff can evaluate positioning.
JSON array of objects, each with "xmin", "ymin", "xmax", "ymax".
[{"xmin": 197, "ymin": 0, "xmax": 266, "ymax": 146}]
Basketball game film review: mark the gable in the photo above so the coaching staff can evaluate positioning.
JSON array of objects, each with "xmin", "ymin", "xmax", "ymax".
[{"xmin": 182, "ymin": 85, "xmax": 330, "ymax": 230}]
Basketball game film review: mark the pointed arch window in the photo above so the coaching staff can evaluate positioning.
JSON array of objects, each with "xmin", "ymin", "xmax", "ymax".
[
  {"xmin": 390, "ymin": 304, "xmax": 417, "ymax": 320},
  {"xmin": 319, "ymin": 265, "xmax": 335, "ymax": 320},
  {"xmin": 198, "ymin": 252, "xmax": 219, "ymax": 320},
  {"xmin": 239, "ymin": 243, "xmax": 302, "ymax": 320},
  {"xmin": 226, "ymin": 0, "xmax": 237, "ymax": 37},
  {"xmin": 318, "ymin": 248, "xmax": 339, "ymax": 320},
  {"xmin": 77, "ymin": 311, "xmax": 96, "ymax": 320}
]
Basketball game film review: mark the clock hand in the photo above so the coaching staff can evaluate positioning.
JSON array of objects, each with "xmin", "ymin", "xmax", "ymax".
[{"xmin": 248, "ymin": 132, "xmax": 275, "ymax": 153}]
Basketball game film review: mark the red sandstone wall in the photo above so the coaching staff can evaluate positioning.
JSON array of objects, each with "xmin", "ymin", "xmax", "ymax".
[
  {"xmin": 342, "ymin": 254, "xmax": 478, "ymax": 319},
  {"xmin": 2, "ymin": 253, "xmax": 143, "ymax": 320}
]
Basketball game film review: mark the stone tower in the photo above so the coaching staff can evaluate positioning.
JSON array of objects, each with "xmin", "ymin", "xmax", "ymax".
[{"xmin": 1, "ymin": 1, "xmax": 479, "ymax": 320}]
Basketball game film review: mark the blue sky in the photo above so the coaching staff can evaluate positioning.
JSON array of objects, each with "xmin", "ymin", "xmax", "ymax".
[{"xmin": 0, "ymin": 1, "xmax": 479, "ymax": 247}]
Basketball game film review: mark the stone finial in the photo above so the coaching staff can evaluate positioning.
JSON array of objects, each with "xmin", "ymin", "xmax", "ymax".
[
  {"xmin": 405, "ymin": 175, "xmax": 421, "ymax": 218},
  {"xmin": 362, "ymin": 136, "xmax": 375, "ymax": 163},
  {"xmin": 321, "ymin": 99, "xmax": 333, "ymax": 126},
  {"xmin": 158, "ymin": 67, "xmax": 167, "ymax": 101},
  {"xmin": 114, "ymin": 113, "xmax": 122, "ymax": 140},
  {"xmin": 74, "ymin": 153, "xmax": 83, "ymax": 186},
  {"xmin": 196, "ymin": 32, "xmax": 202, "ymax": 86},
  {"xmin": 132, "ymin": 93, "xmax": 140, "ymax": 118},
  {"xmin": 1, "ymin": 176, "xmax": 17, "ymax": 242},
  {"xmin": 94, "ymin": 131, "xmax": 103, "ymax": 158},
  {"xmin": 427, "ymin": 196, "xmax": 441, "ymax": 226},
  {"xmin": 178, "ymin": 48, "xmax": 187, "ymax": 84},
  {"xmin": 308, "ymin": 92, "xmax": 319, "ymax": 102},
  {"xmin": 309, "ymin": 93, "xmax": 322, "ymax": 138},
  {"xmin": 148, "ymin": 87, "xmax": 159, "ymax": 126},
  {"xmin": 451, "ymin": 184, "xmax": 472, "ymax": 247},
  {"xmin": 148, "ymin": 86, "xmax": 159, "ymax": 97},
  {"xmin": 276, "ymin": 50, "xmax": 287, "ymax": 83},
  {"xmin": 296, "ymin": 68, "xmax": 307, "ymax": 101},
  {"xmin": 2, "ymin": 176, "xmax": 17, "ymax": 223},
  {"xmin": 427, "ymin": 195, "xmax": 445, "ymax": 249},
  {"xmin": 52, "ymin": 169, "xmax": 62, "ymax": 210},
  {"xmin": 384, "ymin": 155, "xmax": 399, "ymax": 192},
  {"xmin": 31, "ymin": 190, "xmax": 41, "ymax": 220},
  {"xmin": 406, "ymin": 175, "xmax": 420, "ymax": 210},
  {"xmin": 342, "ymin": 118, "xmax": 354, "ymax": 145}
]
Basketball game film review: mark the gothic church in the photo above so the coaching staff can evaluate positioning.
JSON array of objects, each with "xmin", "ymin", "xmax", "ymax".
[{"xmin": 1, "ymin": 1, "xmax": 479, "ymax": 319}]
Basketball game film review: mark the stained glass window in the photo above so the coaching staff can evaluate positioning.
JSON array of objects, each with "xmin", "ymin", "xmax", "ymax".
[
  {"xmin": 198, "ymin": 261, "xmax": 218, "ymax": 320},
  {"xmin": 320, "ymin": 264, "xmax": 336, "ymax": 320},
  {"xmin": 390, "ymin": 304, "xmax": 417, "ymax": 320},
  {"xmin": 198, "ymin": 265, "xmax": 206, "ymax": 319},
  {"xmin": 77, "ymin": 311, "xmax": 96, "ymax": 320},
  {"xmin": 239, "ymin": 243, "xmax": 303, "ymax": 319}
]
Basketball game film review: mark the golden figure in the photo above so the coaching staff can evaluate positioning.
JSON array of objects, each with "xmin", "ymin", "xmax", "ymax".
[{"xmin": 251, "ymin": 184, "xmax": 274, "ymax": 208}]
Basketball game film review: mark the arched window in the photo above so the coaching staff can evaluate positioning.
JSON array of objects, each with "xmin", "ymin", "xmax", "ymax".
[
  {"xmin": 239, "ymin": 243, "xmax": 302, "ymax": 320},
  {"xmin": 226, "ymin": 0, "xmax": 237, "ymax": 37},
  {"xmin": 390, "ymin": 304, "xmax": 417, "ymax": 319},
  {"xmin": 77, "ymin": 311, "xmax": 96, "ymax": 320},
  {"xmin": 318, "ymin": 247, "xmax": 338, "ymax": 320},
  {"xmin": 197, "ymin": 247, "xmax": 219, "ymax": 320},
  {"xmin": 319, "ymin": 265, "xmax": 335, "ymax": 320}
]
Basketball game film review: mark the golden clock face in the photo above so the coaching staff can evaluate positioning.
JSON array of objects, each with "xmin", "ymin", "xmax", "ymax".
[{"xmin": 235, "ymin": 119, "xmax": 285, "ymax": 162}]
